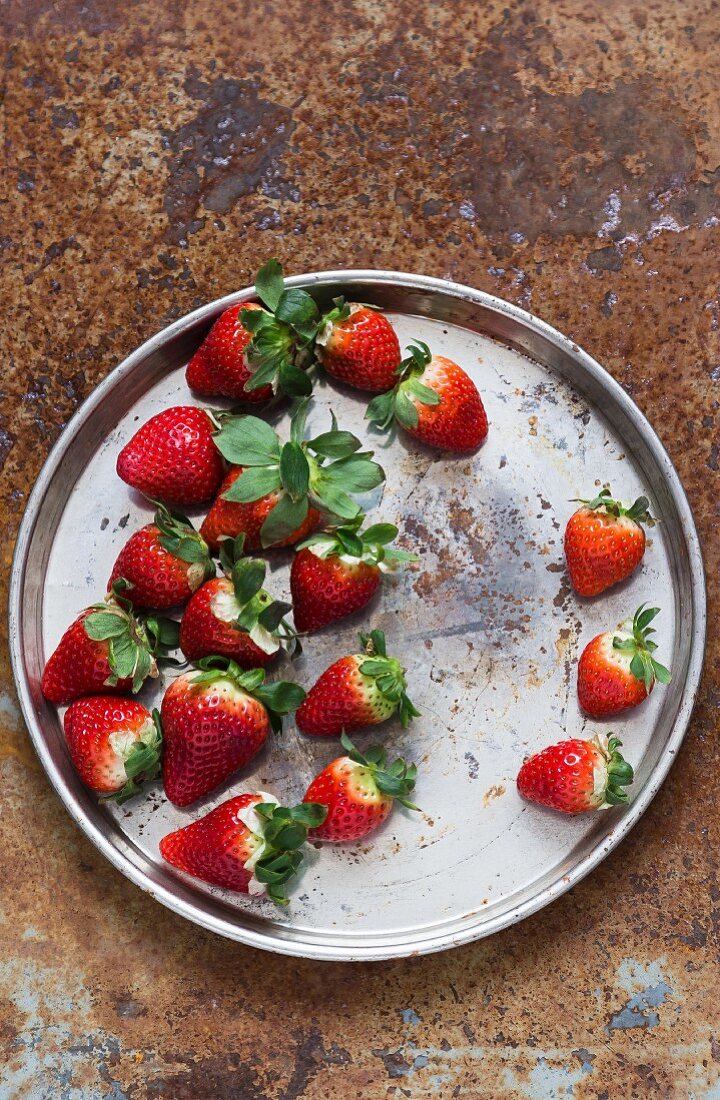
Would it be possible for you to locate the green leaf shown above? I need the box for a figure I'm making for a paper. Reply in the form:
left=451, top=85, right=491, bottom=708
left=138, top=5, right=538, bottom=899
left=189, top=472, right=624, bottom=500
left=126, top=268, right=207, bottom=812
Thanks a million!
left=313, top=481, right=360, bottom=520
left=394, top=389, right=419, bottom=429
left=257, top=600, right=293, bottom=632
left=260, top=493, right=309, bottom=547
left=278, top=359, right=313, bottom=397
left=320, top=453, right=385, bottom=493
left=308, top=431, right=362, bottom=459
left=239, top=306, right=272, bottom=333
left=275, top=288, right=319, bottom=327
left=109, top=636, right=138, bottom=679
left=362, top=523, right=398, bottom=545
left=172, top=536, right=208, bottom=564
left=406, top=378, right=441, bottom=406
left=255, top=680, right=306, bottom=715
left=289, top=802, right=327, bottom=827
left=255, top=258, right=285, bottom=312
left=336, top=529, right=364, bottom=557
left=652, top=660, right=672, bottom=685
left=84, top=611, right=128, bottom=641
left=223, top=466, right=282, bottom=503
left=279, top=442, right=310, bottom=501
left=232, top=558, right=266, bottom=605
left=214, top=416, right=281, bottom=467
left=244, top=357, right=282, bottom=392
left=366, top=391, right=395, bottom=429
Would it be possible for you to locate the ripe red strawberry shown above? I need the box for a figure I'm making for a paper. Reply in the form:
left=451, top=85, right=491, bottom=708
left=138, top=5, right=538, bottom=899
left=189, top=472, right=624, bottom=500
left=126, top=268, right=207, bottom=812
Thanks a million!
left=161, top=660, right=305, bottom=807
left=186, top=302, right=274, bottom=403
left=564, top=488, right=651, bottom=597
left=200, top=466, right=321, bottom=552
left=108, top=503, right=215, bottom=609
left=41, top=586, right=177, bottom=705
left=296, top=629, right=419, bottom=737
left=116, top=406, right=225, bottom=507
left=316, top=301, right=401, bottom=391
left=64, top=696, right=162, bottom=803
left=577, top=604, right=671, bottom=717
left=304, top=732, right=418, bottom=841
left=366, top=341, right=488, bottom=452
left=290, top=518, right=416, bottom=633
left=517, top=733, right=634, bottom=814
left=208, top=404, right=385, bottom=550
left=180, top=537, right=295, bottom=666
left=160, top=793, right=327, bottom=903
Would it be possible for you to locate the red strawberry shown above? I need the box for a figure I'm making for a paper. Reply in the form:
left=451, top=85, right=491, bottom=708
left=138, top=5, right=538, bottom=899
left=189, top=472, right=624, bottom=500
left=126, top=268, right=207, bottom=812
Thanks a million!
left=160, top=793, right=327, bottom=903
left=366, top=342, right=488, bottom=452
left=517, top=733, right=634, bottom=814
left=180, top=538, right=294, bottom=666
left=291, top=518, right=416, bottom=633
left=577, top=604, right=671, bottom=718
left=161, top=660, right=305, bottom=807
left=41, top=587, right=176, bottom=705
left=564, top=488, right=651, bottom=597
left=108, top=503, right=215, bottom=610
left=304, top=732, right=418, bottom=842
left=186, top=302, right=274, bottom=403
left=117, top=406, right=225, bottom=507
left=64, top=696, right=162, bottom=802
left=316, top=301, right=401, bottom=391
left=208, top=404, right=385, bottom=550
left=200, top=466, right=321, bottom=553
left=296, top=629, right=419, bottom=737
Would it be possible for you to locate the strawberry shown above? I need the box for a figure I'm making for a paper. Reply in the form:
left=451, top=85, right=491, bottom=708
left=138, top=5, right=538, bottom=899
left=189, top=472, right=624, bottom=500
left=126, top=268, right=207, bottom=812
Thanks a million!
left=186, top=303, right=274, bottom=403
left=160, top=793, right=327, bottom=904
left=64, top=696, right=162, bottom=803
left=577, top=604, right=671, bottom=717
left=303, top=732, right=418, bottom=841
left=564, top=487, right=652, bottom=597
left=366, top=341, right=488, bottom=452
left=161, top=659, right=305, bottom=807
left=517, top=733, right=634, bottom=814
left=200, top=466, right=321, bottom=553
left=208, top=400, right=385, bottom=550
left=296, top=628, right=419, bottom=737
left=108, top=503, right=215, bottom=610
left=117, top=406, right=225, bottom=507
left=291, top=517, right=417, bottom=633
left=316, top=300, right=401, bottom=391
left=180, top=535, right=295, bottom=667
left=41, top=585, right=178, bottom=705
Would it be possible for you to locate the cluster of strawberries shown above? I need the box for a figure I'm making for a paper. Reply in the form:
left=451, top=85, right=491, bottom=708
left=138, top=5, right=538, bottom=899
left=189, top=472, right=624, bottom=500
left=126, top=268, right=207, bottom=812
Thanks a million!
left=40, top=260, right=489, bottom=905
left=518, top=489, right=671, bottom=813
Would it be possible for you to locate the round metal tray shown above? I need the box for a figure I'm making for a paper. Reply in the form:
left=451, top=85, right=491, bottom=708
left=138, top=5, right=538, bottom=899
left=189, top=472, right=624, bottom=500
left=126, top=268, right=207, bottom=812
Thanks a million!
left=8, top=272, right=706, bottom=961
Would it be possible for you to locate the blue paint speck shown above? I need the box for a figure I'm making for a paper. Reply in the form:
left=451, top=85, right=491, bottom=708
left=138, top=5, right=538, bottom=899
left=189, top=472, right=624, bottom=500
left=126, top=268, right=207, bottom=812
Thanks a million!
left=606, top=981, right=673, bottom=1034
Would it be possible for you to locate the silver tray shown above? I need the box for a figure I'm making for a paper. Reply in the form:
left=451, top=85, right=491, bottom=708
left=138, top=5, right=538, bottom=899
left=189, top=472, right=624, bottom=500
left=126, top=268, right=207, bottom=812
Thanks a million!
left=8, top=271, right=706, bottom=961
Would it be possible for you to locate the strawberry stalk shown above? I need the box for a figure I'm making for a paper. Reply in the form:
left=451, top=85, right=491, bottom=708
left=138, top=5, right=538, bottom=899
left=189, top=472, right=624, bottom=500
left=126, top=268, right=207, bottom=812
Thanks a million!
left=297, top=515, right=417, bottom=569
left=218, top=533, right=299, bottom=657
left=101, top=709, right=163, bottom=806
left=190, top=656, right=306, bottom=733
left=252, top=801, right=327, bottom=905
left=612, top=604, right=672, bottom=691
left=357, top=629, right=420, bottom=728
left=600, top=736, right=635, bottom=806
left=152, top=501, right=215, bottom=587
left=366, top=341, right=440, bottom=432
left=213, top=400, right=386, bottom=547
left=83, top=581, right=180, bottom=692
left=573, top=487, right=653, bottom=524
left=339, top=731, right=419, bottom=810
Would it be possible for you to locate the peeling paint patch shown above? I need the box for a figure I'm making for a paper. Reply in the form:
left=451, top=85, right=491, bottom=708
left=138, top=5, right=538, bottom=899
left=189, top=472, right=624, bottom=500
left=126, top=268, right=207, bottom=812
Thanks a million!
left=606, top=957, right=675, bottom=1034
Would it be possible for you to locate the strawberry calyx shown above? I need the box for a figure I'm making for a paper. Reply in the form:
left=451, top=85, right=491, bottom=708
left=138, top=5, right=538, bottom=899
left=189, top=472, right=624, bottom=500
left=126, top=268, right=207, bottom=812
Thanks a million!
left=366, top=340, right=441, bottom=432
left=574, top=486, right=653, bottom=525
left=238, top=259, right=320, bottom=398
left=611, top=604, right=672, bottom=692
left=103, top=708, right=163, bottom=805
left=357, top=628, right=420, bottom=728
left=83, top=581, right=180, bottom=692
left=190, top=656, right=306, bottom=733
left=218, top=533, right=298, bottom=657
left=213, top=399, right=385, bottom=547
left=339, top=731, right=419, bottom=810
left=152, top=501, right=215, bottom=589
left=592, top=734, right=634, bottom=807
left=251, top=800, right=328, bottom=905
left=315, top=295, right=352, bottom=345
left=296, top=514, right=417, bottom=570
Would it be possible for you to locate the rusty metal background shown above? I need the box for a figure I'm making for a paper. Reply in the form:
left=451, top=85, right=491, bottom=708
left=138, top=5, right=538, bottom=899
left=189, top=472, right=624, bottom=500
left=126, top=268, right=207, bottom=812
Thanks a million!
left=8, top=272, right=705, bottom=960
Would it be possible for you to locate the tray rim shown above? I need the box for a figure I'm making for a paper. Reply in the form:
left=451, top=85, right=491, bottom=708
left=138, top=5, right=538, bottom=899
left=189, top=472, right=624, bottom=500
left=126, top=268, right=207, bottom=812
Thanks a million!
left=8, top=269, right=707, bottom=961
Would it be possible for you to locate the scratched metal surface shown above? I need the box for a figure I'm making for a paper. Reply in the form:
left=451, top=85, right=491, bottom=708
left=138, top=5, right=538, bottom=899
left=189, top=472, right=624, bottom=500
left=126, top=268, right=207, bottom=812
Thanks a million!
left=11, top=275, right=701, bottom=961
left=4, top=0, right=720, bottom=1093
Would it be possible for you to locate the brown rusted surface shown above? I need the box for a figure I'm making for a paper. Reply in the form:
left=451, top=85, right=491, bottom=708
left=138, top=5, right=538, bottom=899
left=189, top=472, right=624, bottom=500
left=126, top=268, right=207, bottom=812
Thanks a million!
left=2, top=0, right=720, bottom=1094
